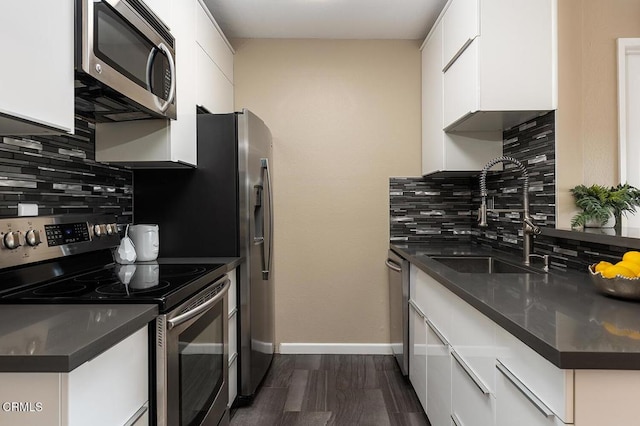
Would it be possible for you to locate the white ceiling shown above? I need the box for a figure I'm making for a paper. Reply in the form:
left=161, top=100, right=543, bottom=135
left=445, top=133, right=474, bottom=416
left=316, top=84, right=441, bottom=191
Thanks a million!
left=202, top=0, right=448, bottom=40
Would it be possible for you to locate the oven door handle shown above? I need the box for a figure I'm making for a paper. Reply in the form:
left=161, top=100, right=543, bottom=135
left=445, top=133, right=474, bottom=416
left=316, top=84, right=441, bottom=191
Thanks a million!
left=167, top=279, right=230, bottom=330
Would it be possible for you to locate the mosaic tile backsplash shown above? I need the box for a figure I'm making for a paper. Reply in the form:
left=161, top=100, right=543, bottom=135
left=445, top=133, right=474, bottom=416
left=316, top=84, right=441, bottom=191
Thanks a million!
left=473, top=111, right=556, bottom=253
left=391, top=112, right=556, bottom=248
left=390, top=177, right=474, bottom=243
left=0, top=119, right=132, bottom=225
left=391, top=111, right=640, bottom=271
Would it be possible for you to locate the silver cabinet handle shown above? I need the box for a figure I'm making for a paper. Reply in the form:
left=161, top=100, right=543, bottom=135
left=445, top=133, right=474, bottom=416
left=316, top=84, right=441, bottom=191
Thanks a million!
left=451, top=349, right=490, bottom=395
left=451, top=413, right=464, bottom=426
left=385, top=259, right=402, bottom=272
left=496, top=360, right=554, bottom=418
left=168, top=279, right=230, bottom=329
left=408, top=299, right=426, bottom=320
left=443, top=37, right=475, bottom=72
left=425, top=317, right=448, bottom=346
left=124, top=403, right=148, bottom=426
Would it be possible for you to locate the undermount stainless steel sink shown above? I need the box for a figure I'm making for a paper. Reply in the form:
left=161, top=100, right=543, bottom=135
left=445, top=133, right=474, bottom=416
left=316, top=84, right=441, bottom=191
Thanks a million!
left=430, top=256, right=544, bottom=274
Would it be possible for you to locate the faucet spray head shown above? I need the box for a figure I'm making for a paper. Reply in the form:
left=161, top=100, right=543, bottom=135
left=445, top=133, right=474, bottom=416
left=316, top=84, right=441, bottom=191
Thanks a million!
left=478, top=198, right=488, bottom=227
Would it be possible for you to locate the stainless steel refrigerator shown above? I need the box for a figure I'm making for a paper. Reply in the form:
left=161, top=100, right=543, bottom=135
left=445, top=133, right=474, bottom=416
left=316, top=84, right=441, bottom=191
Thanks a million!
left=133, top=109, right=275, bottom=403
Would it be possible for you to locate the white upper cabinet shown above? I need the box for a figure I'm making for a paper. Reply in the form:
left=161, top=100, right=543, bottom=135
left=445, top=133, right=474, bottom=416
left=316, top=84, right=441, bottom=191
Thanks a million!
left=421, top=17, right=502, bottom=175
left=442, top=0, right=557, bottom=132
left=143, top=0, right=172, bottom=27
left=0, top=2, right=74, bottom=135
left=195, top=1, right=234, bottom=114
left=95, top=0, right=234, bottom=167
left=442, top=0, right=479, bottom=69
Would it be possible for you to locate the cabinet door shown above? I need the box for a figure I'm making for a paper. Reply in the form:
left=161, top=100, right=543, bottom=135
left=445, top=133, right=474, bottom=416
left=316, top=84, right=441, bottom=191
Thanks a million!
left=443, top=40, right=478, bottom=129
left=421, top=21, right=444, bottom=175
left=0, top=2, right=74, bottom=135
left=67, top=327, right=148, bottom=426
left=496, top=363, right=569, bottom=426
left=495, top=326, right=573, bottom=423
left=196, top=45, right=234, bottom=114
left=426, top=320, right=451, bottom=426
left=451, top=352, right=495, bottom=426
left=442, top=0, right=479, bottom=68
left=448, top=289, right=495, bottom=393
left=196, top=2, right=234, bottom=84
left=409, top=301, right=427, bottom=412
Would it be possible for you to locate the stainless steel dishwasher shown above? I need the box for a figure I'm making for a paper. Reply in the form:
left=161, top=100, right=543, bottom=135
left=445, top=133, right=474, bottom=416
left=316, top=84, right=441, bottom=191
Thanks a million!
left=386, top=249, right=409, bottom=376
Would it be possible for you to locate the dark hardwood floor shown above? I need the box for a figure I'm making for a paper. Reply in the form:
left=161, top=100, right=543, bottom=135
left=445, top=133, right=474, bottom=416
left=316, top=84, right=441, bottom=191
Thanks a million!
left=230, top=354, right=430, bottom=426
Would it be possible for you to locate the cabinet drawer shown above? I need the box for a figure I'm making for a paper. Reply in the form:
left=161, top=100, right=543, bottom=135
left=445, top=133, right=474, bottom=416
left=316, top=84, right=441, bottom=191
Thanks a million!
left=228, top=268, right=237, bottom=314
left=411, top=265, right=454, bottom=342
left=409, top=303, right=427, bottom=412
left=496, top=362, right=570, bottom=426
left=442, top=0, right=479, bottom=69
left=426, top=322, right=451, bottom=426
left=195, top=1, right=233, bottom=83
left=496, top=326, right=574, bottom=423
left=228, top=310, right=237, bottom=359
left=451, top=354, right=495, bottom=426
left=443, top=39, right=478, bottom=129
left=449, top=290, right=496, bottom=393
left=229, top=357, right=238, bottom=408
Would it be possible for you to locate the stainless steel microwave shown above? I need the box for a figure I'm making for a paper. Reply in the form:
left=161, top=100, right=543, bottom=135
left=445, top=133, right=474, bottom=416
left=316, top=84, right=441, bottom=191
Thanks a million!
left=75, top=0, right=176, bottom=122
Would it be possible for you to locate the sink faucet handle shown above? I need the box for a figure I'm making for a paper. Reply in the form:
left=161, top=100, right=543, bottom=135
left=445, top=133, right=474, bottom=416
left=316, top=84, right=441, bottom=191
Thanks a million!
left=523, top=216, right=540, bottom=235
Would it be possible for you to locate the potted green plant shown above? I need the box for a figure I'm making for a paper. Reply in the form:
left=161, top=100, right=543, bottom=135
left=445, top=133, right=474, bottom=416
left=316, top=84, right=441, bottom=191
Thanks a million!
left=570, top=183, right=640, bottom=228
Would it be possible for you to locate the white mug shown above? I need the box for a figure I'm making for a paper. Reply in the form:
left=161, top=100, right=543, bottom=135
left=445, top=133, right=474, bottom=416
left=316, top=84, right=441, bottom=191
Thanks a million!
left=128, top=224, right=159, bottom=262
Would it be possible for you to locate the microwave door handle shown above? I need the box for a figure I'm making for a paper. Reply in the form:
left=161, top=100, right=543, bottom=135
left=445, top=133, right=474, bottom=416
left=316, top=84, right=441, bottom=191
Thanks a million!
left=146, top=42, right=176, bottom=113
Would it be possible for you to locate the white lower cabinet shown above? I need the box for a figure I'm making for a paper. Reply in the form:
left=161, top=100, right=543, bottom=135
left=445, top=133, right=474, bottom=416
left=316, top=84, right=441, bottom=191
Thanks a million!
left=426, top=321, right=451, bottom=426
left=409, top=261, right=575, bottom=426
left=496, top=362, right=569, bottom=426
left=408, top=301, right=427, bottom=411
left=495, top=327, right=573, bottom=423
left=228, top=267, right=238, bottom=407
left=0, top=327, right=148, bottom=426
left=451, top=351, right=495, bottom=426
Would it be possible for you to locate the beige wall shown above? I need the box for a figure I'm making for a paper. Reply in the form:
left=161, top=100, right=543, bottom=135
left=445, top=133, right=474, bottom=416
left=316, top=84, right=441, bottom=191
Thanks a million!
left=233, top=39, right=422, bottom=348
left=556, top=0, right=640, bottom=227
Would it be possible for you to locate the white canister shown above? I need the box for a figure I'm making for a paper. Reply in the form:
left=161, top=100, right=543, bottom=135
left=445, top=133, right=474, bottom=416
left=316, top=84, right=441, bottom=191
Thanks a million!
left=128, top=224, right=159, bottom=262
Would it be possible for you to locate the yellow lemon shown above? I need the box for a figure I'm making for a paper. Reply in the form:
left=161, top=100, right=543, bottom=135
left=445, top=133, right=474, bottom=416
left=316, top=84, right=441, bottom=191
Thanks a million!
left=595, top=261, right=613, bottom=273
left=616, top=261, right=640, bottom=276
left=602, top=265, right=636, bottom=279
left=623, top=251, right=640, bottom=266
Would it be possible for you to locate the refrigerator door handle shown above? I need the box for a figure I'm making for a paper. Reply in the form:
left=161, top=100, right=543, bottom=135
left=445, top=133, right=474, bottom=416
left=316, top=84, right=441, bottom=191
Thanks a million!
left=261, top=158, right=273, bottom=280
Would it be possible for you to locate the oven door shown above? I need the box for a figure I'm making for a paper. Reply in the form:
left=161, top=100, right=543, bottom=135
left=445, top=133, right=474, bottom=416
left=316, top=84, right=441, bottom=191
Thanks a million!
left=78, top=0, right=176, bottom=118
left=157, top=276, right=229, bottom=426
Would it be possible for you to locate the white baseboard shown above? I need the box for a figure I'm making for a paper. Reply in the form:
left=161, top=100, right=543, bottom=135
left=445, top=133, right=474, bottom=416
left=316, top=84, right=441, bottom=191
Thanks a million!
left=278, top=343, right=393, bottom=355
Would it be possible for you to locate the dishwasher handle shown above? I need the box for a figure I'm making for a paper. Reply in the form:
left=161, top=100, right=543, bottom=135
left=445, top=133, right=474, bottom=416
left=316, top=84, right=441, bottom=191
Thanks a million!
left=385, top=259, right=402, bottom=272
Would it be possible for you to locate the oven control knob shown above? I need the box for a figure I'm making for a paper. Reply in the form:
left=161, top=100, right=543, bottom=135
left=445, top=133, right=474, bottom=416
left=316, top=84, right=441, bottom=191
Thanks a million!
left=3, top=231, right=21, bottom=250
left=93, top=224, right=103, bottom=237
left=25, top=229, right=41, bottom=247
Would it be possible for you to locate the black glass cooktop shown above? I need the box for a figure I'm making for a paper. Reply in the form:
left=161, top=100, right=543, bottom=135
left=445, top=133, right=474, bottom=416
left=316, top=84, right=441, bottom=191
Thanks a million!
left=0, top=262, right=227, bottom=312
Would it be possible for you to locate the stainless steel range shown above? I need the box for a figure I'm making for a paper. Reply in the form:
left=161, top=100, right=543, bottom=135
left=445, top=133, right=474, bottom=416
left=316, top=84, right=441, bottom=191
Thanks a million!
left=0, top=214, right=230, bottom=426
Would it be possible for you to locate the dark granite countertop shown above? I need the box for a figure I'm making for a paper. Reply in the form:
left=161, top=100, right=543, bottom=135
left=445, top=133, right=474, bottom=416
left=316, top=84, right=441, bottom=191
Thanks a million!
left=0, top=257, right=241, bottom=373
left=391, top=242, right=640, bottom=370
left=0, top=304, right=157, bottom=373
